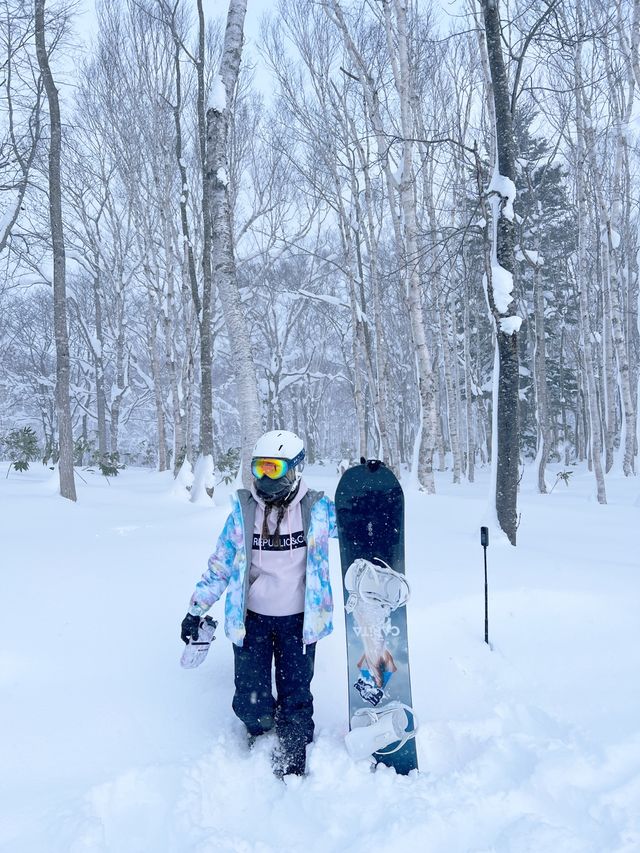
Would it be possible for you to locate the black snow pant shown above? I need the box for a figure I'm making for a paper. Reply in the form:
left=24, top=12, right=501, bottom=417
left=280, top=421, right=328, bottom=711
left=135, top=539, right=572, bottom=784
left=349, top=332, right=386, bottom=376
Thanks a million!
left=232, top=610, right=316, bottom=775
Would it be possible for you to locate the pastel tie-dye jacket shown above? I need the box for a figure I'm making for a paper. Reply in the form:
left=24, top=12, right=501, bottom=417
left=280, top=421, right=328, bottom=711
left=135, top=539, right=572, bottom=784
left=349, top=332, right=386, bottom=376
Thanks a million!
left=188, top=487, right=337, bottom=647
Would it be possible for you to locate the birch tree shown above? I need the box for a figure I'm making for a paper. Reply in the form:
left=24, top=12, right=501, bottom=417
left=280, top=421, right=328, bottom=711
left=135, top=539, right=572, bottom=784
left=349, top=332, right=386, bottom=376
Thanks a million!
left=325, top=0, right=438, bottom=491
left=206, top=0, right=261, bottom=486
left=572, top=0, right=607, bottom=502
left=2, top=0, right=639, bottom=492
left=155, top=0, right=217, bottom=471
left=595, top=0, right=637, bottom=475
left=262, top=7, right=368, bottom=458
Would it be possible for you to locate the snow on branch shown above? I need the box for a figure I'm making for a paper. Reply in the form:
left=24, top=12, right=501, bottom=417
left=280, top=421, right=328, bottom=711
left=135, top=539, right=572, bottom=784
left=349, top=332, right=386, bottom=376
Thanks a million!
left=488, top=170, right=516, bottom=222
left=499, top=316, right=523, bottom=336
left=490, top=263, right=515, bottom=313
left=298, top=288, right=350, bottom=310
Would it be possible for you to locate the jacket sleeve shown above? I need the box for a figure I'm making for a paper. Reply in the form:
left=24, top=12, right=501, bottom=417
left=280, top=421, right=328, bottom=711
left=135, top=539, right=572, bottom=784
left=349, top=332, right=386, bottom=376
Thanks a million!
left=327, top=497, right=338, bottom=539
left=188, top=511, right=238, bottom=616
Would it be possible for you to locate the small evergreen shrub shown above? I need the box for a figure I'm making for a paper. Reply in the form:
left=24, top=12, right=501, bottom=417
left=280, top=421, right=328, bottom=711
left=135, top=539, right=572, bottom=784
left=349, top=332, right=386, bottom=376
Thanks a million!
left=96, top=452, right=124, bottom=478
left=3, top=426, right=40, bottom=474
left=217, top=446, right=241, bottom=484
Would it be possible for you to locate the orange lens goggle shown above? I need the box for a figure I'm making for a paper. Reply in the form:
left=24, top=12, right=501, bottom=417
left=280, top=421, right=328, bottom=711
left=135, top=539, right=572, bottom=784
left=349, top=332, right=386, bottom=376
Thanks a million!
left=251, top=457, right=289, bottom=480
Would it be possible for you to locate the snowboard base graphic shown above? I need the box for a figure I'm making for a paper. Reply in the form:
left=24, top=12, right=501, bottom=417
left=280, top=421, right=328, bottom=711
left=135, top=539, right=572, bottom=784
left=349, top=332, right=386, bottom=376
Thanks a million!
left=336, top=460, right=418, bottom=775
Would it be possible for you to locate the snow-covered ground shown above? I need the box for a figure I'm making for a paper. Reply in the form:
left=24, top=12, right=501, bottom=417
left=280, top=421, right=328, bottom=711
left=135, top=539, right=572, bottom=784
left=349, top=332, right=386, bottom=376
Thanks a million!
left=1, top=461, right=639, bottom=853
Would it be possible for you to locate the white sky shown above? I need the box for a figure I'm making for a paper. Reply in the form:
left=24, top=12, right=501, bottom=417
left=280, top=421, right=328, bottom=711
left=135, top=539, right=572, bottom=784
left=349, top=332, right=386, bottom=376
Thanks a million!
left=74, top=0, right=465, bottom=47
left=71, top=0, right=466, bottom=100
left=75, top=0, right=292, bottom=45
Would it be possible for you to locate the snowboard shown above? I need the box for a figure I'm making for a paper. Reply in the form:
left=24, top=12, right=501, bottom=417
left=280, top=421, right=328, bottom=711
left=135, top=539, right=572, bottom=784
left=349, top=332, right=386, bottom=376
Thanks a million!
left=335, top=459, right=418, bottom=775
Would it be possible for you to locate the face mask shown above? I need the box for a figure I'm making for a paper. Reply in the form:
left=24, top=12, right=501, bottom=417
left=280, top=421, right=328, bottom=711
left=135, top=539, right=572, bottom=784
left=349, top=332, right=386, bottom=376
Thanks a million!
left=254, top=470, right=298, bottom=504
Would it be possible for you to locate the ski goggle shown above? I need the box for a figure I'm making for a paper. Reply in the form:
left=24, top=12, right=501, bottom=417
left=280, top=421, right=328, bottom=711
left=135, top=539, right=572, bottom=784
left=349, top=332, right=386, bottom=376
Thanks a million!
left=251, top=457, right=289, bottom=480
left=251, top=449, right=305, bottom=480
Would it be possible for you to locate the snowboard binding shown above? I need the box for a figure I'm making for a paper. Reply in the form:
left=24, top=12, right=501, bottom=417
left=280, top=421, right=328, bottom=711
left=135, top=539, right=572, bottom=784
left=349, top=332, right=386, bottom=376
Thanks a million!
left=180, top=616, right=218, bottom=669
left=344, top=701, right=418, bottom=762
left=344, top=558, right=410, bottom=614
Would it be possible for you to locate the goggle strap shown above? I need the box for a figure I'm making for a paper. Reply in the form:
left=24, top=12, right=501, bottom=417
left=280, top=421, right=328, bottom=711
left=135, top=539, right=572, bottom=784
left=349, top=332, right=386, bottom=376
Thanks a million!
left=288, top=449, right=305, bottom=469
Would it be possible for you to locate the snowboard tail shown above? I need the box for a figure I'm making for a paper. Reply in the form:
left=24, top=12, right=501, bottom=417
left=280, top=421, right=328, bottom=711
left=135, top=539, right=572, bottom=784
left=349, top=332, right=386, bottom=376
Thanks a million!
left=336, top=460, right=418, bottom=775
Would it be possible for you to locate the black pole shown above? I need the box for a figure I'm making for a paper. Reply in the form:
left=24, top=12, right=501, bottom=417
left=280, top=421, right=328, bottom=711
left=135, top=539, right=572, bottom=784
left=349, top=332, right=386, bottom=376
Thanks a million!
left=481, top=526, right=489, bottom=645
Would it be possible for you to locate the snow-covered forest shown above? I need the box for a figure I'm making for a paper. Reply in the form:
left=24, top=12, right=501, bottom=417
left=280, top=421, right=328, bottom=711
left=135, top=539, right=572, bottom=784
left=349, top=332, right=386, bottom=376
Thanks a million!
left=3, top=3, right=640, bottom=851
left=2, top=0, right=640, bottom=518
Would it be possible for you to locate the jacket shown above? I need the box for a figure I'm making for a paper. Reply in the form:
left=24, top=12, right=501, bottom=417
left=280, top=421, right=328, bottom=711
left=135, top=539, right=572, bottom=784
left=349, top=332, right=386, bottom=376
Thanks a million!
left=188, top=486, right=337, bottom=647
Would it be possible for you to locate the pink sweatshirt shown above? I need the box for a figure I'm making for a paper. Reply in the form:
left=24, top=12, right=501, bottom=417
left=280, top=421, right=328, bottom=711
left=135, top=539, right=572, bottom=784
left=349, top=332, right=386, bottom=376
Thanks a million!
left=246, top=482, right=309, bottom=616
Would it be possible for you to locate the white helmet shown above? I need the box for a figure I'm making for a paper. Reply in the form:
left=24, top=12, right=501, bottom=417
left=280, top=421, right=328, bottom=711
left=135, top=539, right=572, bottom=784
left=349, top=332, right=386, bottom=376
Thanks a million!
left=252, top=430, right=305, bottom=467
left=251, top=430, right=305, bottom=504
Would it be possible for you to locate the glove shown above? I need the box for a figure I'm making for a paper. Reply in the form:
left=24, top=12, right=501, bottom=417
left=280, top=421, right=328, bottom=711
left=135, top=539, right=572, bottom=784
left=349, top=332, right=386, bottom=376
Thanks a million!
left=181, top=612, right=200, bottom=644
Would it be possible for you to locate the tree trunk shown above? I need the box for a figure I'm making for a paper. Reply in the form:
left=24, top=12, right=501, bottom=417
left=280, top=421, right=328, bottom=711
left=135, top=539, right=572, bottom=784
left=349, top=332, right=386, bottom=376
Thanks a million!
left=532, top=263, right=551, bottom=493
left=358, top=140, right=399, bottom=470
left=157, top=197, right=185, bottom=472
left=206, top=0, right=261, bottom=486
left=34, top=0, right=76, bottom=502
left=463, top=274, right=476, bottom=483
left=438, top=287, right=462, bottom=483
left=559, top=325, right=570, bottom=465
left=163, top=0, right=214, bottom=462
left=146, top=290, right=169, bottom=472
left=480, top=0, right=520, bottom=544
left=92, top=267, right=108, bottom=461
left=579, top=0, right=636, bottom=475
left=392, top=0, right=438, bottom=492
left=574, top=21, right=607, bottom=504
left=109, top=306, right=127, bottom=459
left=197, top=0, right=214, bottom=461
left=602, top=254, right=617, bottom=474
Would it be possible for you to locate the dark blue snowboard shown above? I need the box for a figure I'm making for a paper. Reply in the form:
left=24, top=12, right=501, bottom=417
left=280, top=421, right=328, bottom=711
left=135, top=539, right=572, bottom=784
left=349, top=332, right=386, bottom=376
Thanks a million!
left=335, top=460, right=418, bottom=775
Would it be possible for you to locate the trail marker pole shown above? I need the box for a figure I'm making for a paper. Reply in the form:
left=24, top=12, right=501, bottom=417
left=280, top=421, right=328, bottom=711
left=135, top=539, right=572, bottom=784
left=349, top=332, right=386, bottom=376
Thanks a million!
left=481, top=526, right=489, bottom=645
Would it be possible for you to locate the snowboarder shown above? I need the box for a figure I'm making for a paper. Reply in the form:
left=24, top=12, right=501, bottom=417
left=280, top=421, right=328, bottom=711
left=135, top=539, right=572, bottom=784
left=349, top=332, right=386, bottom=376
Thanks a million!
left=180, top=430, right=337, bottom=778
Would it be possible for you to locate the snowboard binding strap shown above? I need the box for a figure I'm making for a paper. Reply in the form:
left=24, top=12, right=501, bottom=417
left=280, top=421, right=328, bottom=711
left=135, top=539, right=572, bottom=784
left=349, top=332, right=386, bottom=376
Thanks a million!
left=344, top=558, right=410, bottom=613
left=345, top=701, right=418, bottom=761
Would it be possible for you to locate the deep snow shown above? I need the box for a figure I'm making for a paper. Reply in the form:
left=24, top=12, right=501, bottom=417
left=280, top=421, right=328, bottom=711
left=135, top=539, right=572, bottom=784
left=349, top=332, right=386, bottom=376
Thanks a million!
left=1, top=461, right=639, bottom=853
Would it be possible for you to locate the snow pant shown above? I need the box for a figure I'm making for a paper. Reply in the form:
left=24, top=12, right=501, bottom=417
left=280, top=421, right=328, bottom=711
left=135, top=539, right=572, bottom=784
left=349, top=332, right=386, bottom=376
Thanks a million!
left=232, top=610, right=316, bottom=775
